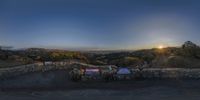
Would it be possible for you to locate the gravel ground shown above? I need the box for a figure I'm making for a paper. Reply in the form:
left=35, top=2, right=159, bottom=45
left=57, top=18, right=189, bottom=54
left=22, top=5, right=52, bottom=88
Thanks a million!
left=1, top=84, right=200, bottom=100
left=1, top=70, right=200, bottom=100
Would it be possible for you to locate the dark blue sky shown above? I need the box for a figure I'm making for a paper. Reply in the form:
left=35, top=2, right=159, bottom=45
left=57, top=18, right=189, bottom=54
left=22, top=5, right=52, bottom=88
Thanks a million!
left=1, top=0, right=200, bottom=50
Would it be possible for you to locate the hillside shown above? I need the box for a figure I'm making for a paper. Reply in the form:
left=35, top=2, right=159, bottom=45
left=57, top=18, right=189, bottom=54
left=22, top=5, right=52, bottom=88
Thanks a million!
left=0, top=41, right=200, bottom=68
left=86, top=41, right=200, bottom=68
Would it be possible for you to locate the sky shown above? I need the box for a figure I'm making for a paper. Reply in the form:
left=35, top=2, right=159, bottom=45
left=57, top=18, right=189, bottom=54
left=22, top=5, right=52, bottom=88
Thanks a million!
left=0, top=0, right=200, bottom=50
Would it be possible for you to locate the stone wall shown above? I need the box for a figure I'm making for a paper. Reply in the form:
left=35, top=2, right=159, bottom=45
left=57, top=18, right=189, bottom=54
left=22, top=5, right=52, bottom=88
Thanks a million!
left=1, top=62, right=200, bottom=79
left=132, top=68, right=200, bottom=79
left=0, top=64, right=56, bottom=79
left=0, top=61, right=101, bottom=79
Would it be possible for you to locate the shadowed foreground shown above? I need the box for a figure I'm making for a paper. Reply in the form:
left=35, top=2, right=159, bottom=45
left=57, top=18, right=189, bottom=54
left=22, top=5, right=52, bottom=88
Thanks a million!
left=0, top=70, right=200, bottom=100
left=0, top=86, right=200, bottom=100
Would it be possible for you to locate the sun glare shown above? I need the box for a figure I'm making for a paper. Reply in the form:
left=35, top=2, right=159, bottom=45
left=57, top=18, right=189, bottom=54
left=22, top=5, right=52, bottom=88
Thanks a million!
left=158, top=45, right=164, bottom=49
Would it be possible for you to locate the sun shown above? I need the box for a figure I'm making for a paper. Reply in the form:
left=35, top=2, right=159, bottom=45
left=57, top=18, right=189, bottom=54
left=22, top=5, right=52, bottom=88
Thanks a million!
left=158, top=45, right=164, bottom=49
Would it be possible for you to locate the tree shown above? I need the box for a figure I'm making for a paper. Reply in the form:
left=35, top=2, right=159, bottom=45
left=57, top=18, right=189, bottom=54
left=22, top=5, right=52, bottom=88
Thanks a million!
left=181, top=41, right=200, bottom=58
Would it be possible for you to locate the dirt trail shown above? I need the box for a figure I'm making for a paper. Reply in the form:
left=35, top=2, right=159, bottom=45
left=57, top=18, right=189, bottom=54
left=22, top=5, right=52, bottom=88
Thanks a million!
left=1, top=69, right=200, bottom=100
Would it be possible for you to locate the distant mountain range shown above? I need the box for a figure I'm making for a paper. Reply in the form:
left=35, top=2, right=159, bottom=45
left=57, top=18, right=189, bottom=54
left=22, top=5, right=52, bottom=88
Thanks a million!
left=0, top=41, right=200, bottom=68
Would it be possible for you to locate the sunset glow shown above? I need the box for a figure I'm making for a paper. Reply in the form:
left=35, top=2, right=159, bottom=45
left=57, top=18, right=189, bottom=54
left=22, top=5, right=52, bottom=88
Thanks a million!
left=0, top=0, right=200, bottom=50
left=158, top=45, right=164, bottom=49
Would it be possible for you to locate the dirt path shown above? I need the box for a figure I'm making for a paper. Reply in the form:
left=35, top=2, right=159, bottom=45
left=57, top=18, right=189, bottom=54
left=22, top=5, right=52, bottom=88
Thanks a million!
left=1, top=70, right=200, bottom=100
left=1, top=82, right=200, bottom=100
